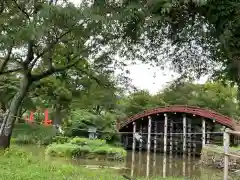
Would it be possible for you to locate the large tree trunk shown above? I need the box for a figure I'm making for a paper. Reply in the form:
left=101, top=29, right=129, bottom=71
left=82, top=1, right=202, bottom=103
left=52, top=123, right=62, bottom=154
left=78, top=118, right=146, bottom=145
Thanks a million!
left=0, top=76, right=31, bottom=149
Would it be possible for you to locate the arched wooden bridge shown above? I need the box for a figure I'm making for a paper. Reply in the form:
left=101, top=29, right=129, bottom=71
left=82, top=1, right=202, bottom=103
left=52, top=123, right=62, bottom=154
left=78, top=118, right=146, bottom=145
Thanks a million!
left=117, top=105, right=237, bottom=155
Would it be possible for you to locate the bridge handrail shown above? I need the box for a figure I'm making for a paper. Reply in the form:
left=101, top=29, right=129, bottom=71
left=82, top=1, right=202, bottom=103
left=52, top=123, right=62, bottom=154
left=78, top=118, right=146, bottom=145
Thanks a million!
left=118, top=105, right=234, bottom=129
left=223, top=129, right=240, bottom=180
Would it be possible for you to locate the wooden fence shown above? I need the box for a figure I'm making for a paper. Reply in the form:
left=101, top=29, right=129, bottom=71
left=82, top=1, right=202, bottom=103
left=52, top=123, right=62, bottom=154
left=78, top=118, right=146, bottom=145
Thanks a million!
left=223, top=129, right=240, bottom=180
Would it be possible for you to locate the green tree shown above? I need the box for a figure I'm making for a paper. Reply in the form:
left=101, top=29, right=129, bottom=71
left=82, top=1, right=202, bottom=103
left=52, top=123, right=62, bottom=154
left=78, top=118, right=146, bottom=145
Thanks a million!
left=0, top=0, right=127, bottom=148
left=72, top=74, right=120, bottom=115
left=119, top=90, right=166, bottom=116
left=100, top=0, right=240, bottom=92
left=120, top=81, right=240, bottom=120
left=157, top=82, right=240, bottom=119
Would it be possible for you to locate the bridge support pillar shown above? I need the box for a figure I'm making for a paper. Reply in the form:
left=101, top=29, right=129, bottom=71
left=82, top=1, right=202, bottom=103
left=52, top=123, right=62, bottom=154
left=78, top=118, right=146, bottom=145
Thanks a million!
left=202, top=118, right=206, bottom=148
left=206, top=122, right=211, bottom=144
left=139, top=124, right=143, bottom=151
left=170, top=118, right=173, bottom=155
left=183, top=114, right=186, bottom=154
left=132, top=122, right=136, bottom=151
left=147, top=116, right=152, bottom=152
left=154, top=121, right=157, bottom=153
left=164, top=113, right=168, bottom=153
left=187, top=118, right=191, bottom=156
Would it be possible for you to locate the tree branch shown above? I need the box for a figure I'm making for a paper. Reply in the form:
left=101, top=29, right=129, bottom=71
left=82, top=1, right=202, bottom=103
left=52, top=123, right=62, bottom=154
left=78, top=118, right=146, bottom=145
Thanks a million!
left=12, top=0, right=30, bottom=20
left=74, top=66, right=101, bottom=85
left=0, top=46, right=13, bottom=73
left=30, top=30, right=72, bottom=69
left=0, top=0, right=4, bottom=14
left=0, top=67, right=22, bottom=75
left=23, top=40, right=34, bottom=67
left=31, top=58, right=80, bottom=81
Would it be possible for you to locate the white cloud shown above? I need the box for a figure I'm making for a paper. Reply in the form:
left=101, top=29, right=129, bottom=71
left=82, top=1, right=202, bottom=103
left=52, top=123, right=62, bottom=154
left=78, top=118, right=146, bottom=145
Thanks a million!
left=124, top=64, right=178, bottom=94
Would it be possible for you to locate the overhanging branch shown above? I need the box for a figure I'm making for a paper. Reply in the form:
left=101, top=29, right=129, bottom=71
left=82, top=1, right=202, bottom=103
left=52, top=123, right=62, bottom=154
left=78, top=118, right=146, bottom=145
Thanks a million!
left=75, top=66, right=101, bottom=85
left=23, top=40, right=34, bottom=67
left=0, top=46, right=13, bottom=73
left=12, top=0, right=30, bottom=20
left=0, top=67, right=22, bottom=76
left=30, top=30, right=72, bottom=69
left=31, top=58, right=80, bottom=81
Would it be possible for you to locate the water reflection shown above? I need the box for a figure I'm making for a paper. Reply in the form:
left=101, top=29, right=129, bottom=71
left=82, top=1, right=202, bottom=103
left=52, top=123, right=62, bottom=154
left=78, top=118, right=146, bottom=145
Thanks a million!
left=21, top=145, right=237, bottom=179
left=131, top=149, right=135, bottom=177
left=123, top=151, right=225, bottom=179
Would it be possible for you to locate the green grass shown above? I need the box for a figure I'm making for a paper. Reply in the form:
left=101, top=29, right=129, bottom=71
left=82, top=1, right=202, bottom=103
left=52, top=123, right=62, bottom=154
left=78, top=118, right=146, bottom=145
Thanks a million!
left=0, top=147, right=124, bottom=180
left=203, top=145, right=240, bottom=155
left=0, top=146, right=187, bottom=180
left=1, top=145, right=238, bottom=180
left=46, top=137, right=127, bottom=160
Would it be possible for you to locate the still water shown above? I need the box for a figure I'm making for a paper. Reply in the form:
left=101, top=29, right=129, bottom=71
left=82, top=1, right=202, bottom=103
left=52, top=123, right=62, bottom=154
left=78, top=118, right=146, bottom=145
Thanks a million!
left=22, top=145, right=239, bottom=179
left=71, top=151, right=232, bottom=179
left=121, top=151, right=222, bottom=179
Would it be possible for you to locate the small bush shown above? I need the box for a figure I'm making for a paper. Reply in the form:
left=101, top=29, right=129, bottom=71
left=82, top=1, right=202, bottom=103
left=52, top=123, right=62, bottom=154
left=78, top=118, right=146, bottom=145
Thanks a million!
left=93, top=146, right=127, bottom=160
left=46, top=137, right=126, bottom=160
left=12, top=123, right=57, bottom=145
left=70, top=137, right=106, bottom=147
left=14, top=135, right=37, bottom=145
left=52, top=136, right=70, bottom=144
left=46, top=143, right=81, bottom=157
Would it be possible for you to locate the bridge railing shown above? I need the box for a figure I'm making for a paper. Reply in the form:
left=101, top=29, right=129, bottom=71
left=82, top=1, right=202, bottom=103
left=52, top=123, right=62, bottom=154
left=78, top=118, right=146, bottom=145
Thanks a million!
left=223, top=129, right=240, bottom=180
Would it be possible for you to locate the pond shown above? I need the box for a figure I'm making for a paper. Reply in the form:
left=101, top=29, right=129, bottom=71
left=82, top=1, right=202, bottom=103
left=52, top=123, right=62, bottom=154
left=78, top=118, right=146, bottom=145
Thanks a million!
left=121, top=151, right=223, bottom=179
left=21, top=145, right=238, bottom=179
left=72, top=151, right=240, bottom=179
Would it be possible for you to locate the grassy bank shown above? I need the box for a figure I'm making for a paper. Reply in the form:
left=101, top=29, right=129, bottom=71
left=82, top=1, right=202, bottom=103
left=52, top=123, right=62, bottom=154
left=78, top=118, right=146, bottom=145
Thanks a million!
left=46, top=137, right=127, bottom=160
left=0, top=147, right=124, bottom=180
left=202, top=145, right=240, bottom=154
left=1, top=145, right=237, bottom=180
left=201, top=145, right=240, bottom=172
left=0, top=146, right=185, bottom=180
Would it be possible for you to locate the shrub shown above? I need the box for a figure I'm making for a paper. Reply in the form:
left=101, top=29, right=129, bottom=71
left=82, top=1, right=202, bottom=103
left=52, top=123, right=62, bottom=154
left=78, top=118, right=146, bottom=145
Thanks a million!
left=46, top=143, right=81, bottom=157
left=14, top=134, right=38, bottom=144
left=70, top=137, right=106, bottom=147
left=93, top=146, right=127, bottom=160
left=52, top=136, right=70, bottom=144
left=12, top=123, right=57, bottom=145
left=46, top=137, right=126, bottom=160
left=46, top=143, right=93, bottom=158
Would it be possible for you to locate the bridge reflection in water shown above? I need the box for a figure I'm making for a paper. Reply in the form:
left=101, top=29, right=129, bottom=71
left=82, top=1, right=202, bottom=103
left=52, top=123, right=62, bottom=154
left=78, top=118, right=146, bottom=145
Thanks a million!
left=121, top=151, right=224, bottom=179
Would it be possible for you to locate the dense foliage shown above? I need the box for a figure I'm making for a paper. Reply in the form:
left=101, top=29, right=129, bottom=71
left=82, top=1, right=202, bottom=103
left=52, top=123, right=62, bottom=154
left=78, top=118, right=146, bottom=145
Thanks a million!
left=120, top=82, right=240, bottom=120
left=1, top=0, right=240, bottom=149
left=46, top=137, right=126, bottom=160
